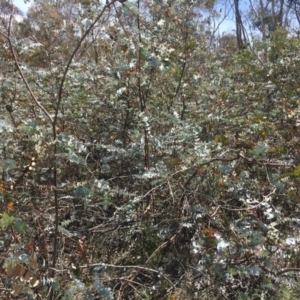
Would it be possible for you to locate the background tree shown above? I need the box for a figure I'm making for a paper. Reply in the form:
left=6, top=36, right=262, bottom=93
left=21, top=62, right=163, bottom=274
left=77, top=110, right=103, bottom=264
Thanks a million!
left=249, top=0, right=293, bottom=39
left=234, top=0, right=248, bottom=49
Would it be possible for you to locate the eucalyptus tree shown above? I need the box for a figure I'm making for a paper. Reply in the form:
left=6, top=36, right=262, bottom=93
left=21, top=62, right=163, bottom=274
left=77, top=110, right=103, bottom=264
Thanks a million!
left=248, top=0, right=294, bottom=39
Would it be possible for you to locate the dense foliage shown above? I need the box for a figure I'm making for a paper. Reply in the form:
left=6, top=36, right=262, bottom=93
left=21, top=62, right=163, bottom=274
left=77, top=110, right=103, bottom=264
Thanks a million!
left=1, top=0, right=300, bottom=299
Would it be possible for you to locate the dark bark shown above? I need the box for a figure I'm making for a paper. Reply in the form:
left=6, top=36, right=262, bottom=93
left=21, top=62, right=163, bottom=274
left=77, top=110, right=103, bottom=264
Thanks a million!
left=233, top=0, right=247, bottom=49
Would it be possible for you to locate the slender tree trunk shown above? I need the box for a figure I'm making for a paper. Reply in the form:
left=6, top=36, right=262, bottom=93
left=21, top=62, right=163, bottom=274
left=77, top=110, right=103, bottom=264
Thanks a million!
left=234, top=0, right=247, bottom=49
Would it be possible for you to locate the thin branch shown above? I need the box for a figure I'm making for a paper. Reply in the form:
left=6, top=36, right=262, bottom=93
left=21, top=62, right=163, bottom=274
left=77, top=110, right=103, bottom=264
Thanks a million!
left=238, top=151, right=295, bottom=167
left=55, top=0, right=119, bottom=125
left=51, top=0, right=119, bottom=289
left=260, top=264, right=300, bottom=276
left=145, top=234, right=176, bottom=266
left=277, top=268, right=300, bottom=275
left=79, top=262, right=175, bottom=288
left=0, top=15, right=53, bottom=123
left=179, top=153, right=240, bottom=206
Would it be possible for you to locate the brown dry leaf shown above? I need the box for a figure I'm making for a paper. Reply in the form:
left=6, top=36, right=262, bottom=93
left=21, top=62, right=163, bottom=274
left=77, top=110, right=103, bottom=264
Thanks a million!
left=6, top=263, right=13, bottom=277
left=24, top=270, right=31, bottom=282
left=11, top=284, right=23, bottom=296
left=11, top=264, right=22, bottom=278
left=124, top=69, right=137, bottom=78
left=8, top=264, right=21, bottom=278
left=28, top=258, right=38, bottom=270
left=6, top=201, right=14, bottom=211
left=19, top=264, right=26, bottom=277
left=29, top=276, right=40, bottom=288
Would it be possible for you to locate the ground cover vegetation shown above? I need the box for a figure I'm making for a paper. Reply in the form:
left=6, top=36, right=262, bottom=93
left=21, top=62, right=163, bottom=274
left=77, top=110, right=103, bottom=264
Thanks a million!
left=1, top=0, right=300, bottom=299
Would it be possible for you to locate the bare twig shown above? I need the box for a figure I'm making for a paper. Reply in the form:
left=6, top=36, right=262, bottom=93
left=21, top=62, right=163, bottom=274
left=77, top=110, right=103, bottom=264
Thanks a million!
left=238, top=151, right=295, bottom=167
left=55, top=0, right=119, bottom=125
left=78, top=262, right=175, bottom=288
left=0, top=16, right=53, bottom=123
left=179, top=153, right=239, bottom=206
left=50, top=1, right=120, bottom=286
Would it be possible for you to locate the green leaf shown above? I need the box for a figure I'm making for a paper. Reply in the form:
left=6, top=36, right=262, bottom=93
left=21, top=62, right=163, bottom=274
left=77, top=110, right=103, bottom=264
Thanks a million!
left=62, top=286, right=76, bottom=300
left=256, top=144, right=267, bottom=153
left=13, top=219, right=28, bottom=234
left=292, top=164, right=300, bottom=177
left=73, top=277, right=94, bottom=300
left=274, top=180, right=285, bottom=191
left=52, top=280, right=60, bottom=292
left=94, top=275, right=113, bottom=299
left=248, top=233, right=266, bottom=246
left=0, top=159, right=16, bottom=171
left=218, top=165, right=233, bottom=175
left=20, top=120, right=39, bottom=134
left=74, top=186, right=91, bottom=198
left=57, top=132, right=70, bottom=143
left=17, top=253, right=29, bottom=263
left=249, top=265, right=262, bottom=276
left=0, top=213, right=14, bottom=227
left=68, top=152, right=85, bottom=164
left=0, top=120, right=13, bottom=133
left=250, top=144, right=267, bottom=156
